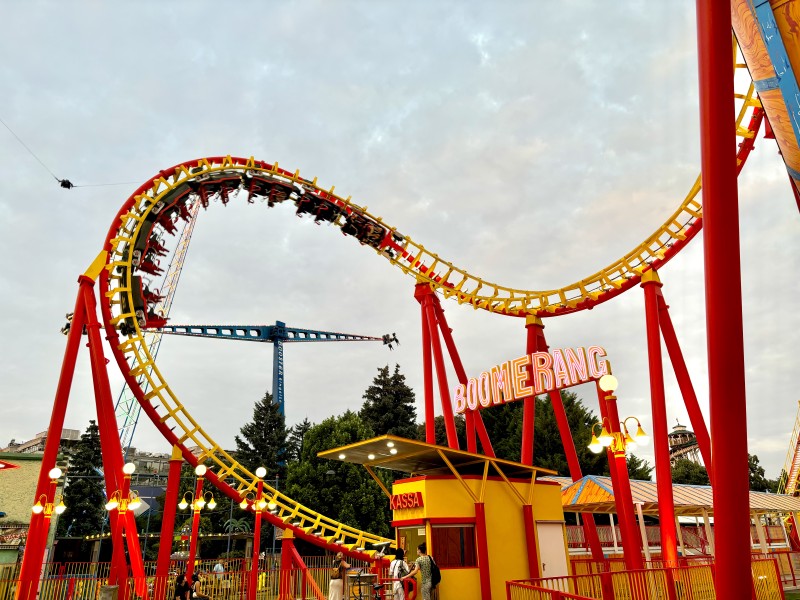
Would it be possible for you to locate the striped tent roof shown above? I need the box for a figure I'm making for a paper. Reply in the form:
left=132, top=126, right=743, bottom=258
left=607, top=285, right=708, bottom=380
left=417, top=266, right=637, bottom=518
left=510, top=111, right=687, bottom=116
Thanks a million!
left=543, top=475, right=800, bottom=516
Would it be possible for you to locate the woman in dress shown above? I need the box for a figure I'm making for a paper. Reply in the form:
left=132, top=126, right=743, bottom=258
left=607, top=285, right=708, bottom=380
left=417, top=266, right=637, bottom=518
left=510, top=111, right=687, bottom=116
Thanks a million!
left=328, top=551, right=350, bottom=600
left=389, top=548, right=410, bottom=600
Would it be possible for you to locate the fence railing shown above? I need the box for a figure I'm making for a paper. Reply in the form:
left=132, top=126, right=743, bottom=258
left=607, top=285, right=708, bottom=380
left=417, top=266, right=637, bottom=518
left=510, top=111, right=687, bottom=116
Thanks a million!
left=0, top=561, right=391, bottom=600
left=508, top=559, right=785, bottom=600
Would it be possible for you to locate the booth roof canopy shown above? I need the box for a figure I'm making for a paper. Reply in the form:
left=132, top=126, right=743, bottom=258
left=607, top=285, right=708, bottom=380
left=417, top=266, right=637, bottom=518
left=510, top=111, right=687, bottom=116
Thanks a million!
left=318, top=435, right=558, bottom=479
left=544, top=475, right=800, bottom=517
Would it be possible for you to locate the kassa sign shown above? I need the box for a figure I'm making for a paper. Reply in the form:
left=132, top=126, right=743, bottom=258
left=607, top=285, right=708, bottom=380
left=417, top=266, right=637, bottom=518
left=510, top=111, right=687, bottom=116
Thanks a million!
left=390, top=492, right=424, bottom=510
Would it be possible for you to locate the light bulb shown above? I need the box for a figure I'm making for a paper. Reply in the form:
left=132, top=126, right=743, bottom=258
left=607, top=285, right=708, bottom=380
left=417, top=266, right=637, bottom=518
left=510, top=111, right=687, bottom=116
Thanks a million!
left=387, top=442, right=394, bottom=448
left=195, top=465, right=207, bottom=477
left=598, top=374, right=618, bottom=392
left=55, top=501, right=67, bottom=515
left=634, top=425, right=649, bottom=446
left=122, top=463, right=136, bottom=475
left=105, top=499, right=119, bottom=511
left=338, top=454, right=346, bottom=460
left=588, top=435, right=603, bottom=455
left=32, top=502, right=44, bottom=514
left=267, top=502, right=277, bottom=511
left=48, top=467, right=62, bottom=480
left=128, top=498, right=142, bottom=510
left=178, top=500, right=189, bottom=510
left=255, top=467, right=267, bottom=478
left=239, top=500, right=248, bottom=510
left=598, top=427, right=614, bottom=447
left=368, top=454, right=376, bottom=460
left=207, top=498, right=217, bottom=510
left=257, top=499, right=267, bottom=510
left=196, top=498, right=206, bottom=509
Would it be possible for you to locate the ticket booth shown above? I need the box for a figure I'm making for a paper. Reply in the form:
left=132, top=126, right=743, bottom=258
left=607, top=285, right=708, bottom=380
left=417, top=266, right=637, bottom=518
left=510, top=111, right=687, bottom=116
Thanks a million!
left=320, top=435, right=569, bottom=600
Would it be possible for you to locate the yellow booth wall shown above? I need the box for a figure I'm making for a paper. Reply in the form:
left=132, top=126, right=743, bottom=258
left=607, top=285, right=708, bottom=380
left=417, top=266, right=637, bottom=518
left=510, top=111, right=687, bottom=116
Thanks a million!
left=391, top=475, right=566, bottom=600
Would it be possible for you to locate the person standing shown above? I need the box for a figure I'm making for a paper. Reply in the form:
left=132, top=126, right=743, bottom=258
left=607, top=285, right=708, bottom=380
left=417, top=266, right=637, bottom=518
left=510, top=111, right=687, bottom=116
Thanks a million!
left=328, top=551, right=350, bottom=600
left=389, top=548, right=410, bottom=600
left=213, top=560, right=224, bottom=580
left=403, top=543, right=433, bottom=600
left=173, top=574, right=190, bottom=600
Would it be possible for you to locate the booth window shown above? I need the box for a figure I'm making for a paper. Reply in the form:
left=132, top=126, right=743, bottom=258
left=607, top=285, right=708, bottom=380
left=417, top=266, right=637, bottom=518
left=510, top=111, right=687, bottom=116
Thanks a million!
left=431, top=524, right=477, bottom=568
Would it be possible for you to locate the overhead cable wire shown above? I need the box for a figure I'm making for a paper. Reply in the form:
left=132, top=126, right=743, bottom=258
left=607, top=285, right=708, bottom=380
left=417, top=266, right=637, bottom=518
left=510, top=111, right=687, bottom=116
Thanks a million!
left=0, top=115, right=60, bottom=181
left=0, top=115, right=140, bottom=189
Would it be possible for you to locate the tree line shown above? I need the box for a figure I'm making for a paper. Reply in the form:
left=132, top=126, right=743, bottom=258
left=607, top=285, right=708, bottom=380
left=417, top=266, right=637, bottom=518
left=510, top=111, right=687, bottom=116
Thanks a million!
left=52, top=363, right=776, bottom=559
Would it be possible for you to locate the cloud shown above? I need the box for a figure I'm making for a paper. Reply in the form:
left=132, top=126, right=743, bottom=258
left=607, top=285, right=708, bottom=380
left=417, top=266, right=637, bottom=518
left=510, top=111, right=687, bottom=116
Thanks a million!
left=0, top=0, right=797, bottom=482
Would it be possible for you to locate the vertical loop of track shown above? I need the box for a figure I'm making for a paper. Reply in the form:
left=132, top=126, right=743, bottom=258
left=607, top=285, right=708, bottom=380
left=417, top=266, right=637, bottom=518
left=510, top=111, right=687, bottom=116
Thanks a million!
left=97, top=49, right=761, bottom=559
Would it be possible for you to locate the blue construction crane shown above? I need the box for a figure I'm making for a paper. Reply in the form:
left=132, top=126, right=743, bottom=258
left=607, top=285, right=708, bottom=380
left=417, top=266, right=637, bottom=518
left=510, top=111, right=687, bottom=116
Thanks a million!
left=157, top=321, right=398, bottom=415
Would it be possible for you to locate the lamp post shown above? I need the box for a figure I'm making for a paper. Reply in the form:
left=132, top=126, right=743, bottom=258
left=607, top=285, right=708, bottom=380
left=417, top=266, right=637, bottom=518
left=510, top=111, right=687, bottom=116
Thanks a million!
left=31, top=467, right=67, bottom=561
left=104, top=463, right=142, bottom=600
left=179, top=465, right=216, bottom=581
left=589, top=374, right=649, bottom=571
left=243, top=467, right=269, bottom=600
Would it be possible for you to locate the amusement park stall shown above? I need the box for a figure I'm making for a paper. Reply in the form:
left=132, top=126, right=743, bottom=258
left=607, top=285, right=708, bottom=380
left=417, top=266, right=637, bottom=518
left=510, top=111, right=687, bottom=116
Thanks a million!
left=320, top=435, right=568, bottom=600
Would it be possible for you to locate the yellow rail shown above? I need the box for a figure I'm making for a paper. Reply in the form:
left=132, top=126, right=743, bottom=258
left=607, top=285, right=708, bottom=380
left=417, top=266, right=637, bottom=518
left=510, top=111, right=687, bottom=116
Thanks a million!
left=99, top=46, right=758, bottom=559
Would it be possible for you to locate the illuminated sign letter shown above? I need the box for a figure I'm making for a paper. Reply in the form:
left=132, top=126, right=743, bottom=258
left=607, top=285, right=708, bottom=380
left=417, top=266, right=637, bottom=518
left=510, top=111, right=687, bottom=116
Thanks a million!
left=511, top=355, right=533, bottom=400
left=478, top=371, right=492, bottom=407
left=454, top=384, right=466, bottom=414
left=491, top=362, right=513, bottom=404
left=466, top=378, right=479, bottom=411
left=531, top=351, right=553, bottom=394
left=564, top=347, right=589, bottom=384
left=551, top=349, right=571, bottom=388
left=587, top=346, right=610, bottom=378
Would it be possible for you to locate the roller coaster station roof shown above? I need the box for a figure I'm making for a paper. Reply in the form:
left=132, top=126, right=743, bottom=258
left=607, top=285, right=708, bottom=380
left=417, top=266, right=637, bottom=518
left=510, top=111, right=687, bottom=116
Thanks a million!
left=318, top=434, right=557, bottom=480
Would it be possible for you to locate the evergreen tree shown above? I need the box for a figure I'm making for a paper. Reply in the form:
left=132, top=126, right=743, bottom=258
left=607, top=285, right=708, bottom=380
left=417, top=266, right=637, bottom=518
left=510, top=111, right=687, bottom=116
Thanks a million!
left=286, top=418, right=312, bottom=462
left=478, top=402, right=523, bottom=461
left=415, top=414, right=467, bottom=449
left=626, top=454, right=654, bottom=481
left=671, top=458, right=710, bottom=485
left=532, top=391, right=607, bottom=476
left=235, top=392, right=288, bottom=480
left=57, top=421, right=106, bottom=537
left=285, top=411, right=391, bottom=537
left=360, top=365, right=417, bottom=439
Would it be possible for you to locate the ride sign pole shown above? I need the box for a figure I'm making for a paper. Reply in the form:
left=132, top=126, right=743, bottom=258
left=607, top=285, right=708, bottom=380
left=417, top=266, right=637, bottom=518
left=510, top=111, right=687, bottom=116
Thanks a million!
left=526, top=319, right=605, bottom=561
left=248, top=472, right=266, bottom=600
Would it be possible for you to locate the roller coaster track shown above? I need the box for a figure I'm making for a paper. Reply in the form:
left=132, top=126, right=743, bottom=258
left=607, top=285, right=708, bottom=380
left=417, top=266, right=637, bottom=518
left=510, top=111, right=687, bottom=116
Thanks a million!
left=95, top=52, right=763, bottom=560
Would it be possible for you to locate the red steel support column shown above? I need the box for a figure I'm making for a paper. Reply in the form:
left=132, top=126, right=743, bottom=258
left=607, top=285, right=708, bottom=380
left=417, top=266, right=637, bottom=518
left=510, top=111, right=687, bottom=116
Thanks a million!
left=431, top=298, right=494, bottom=456
left=421, top=294, right=459, bottom=449
left=278, top=530, right=296, bottom=600
left=521, top=505, right=540, bottom=579
left=529, top=321, right=604, bottom=561
left=696, top=0, right=751, bottom=593
left=641, top=271, right=678, bottom=565
left=186, top=475, right=205, bottom=581
left=248, top=479, right=264, bottom=600
left=83, top=280, right=132, bottom=587
left=17, top=283, right=89, bottom=600
left=598, top=386, right=643, bottom=571
left=657, top=295, right=712, bottom=473
left=419, top=289, right=436, bottom=444
left=474, top=503, right=492, bottom=600
left=155, top=447, right=183, bottom=599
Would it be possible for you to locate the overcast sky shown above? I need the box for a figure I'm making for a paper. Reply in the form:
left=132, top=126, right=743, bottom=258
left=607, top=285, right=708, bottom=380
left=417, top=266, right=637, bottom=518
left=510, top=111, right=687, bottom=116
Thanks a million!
left=1, top=1, right=798, bottom=481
